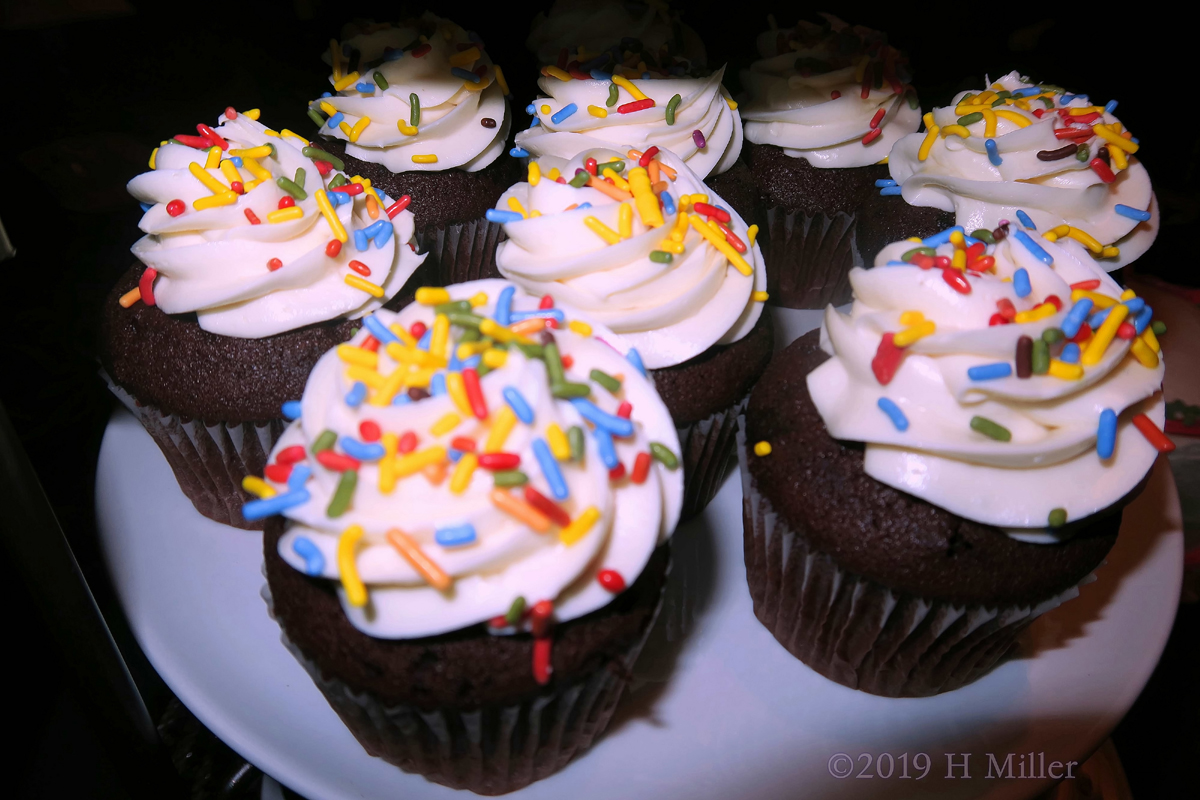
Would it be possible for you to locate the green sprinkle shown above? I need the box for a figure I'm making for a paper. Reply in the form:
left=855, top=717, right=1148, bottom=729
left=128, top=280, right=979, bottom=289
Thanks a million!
left=969, top=415, right=1012, bottom=442
left=569, top=170, right=590, bottom=188
left=493, top=470, right=528, bottom=487
left=410, top=93, right=421, bottom=127
left=460, top=327, right=481, bottom=344
left=514, top=342, right=544, bottom=359
left=1048, top=508, right=1067, bottom=528
left=302, top=146, right=344, bottom=171
left=649, top=250, right=673, bottom=263
left=589, top=368, right=622, bottom=393
left=446, top=312, right=484, bottom=329
left=1075, top=144, right=1090, bottom=162
left=957, top=112, right=984, bottom=126
left=326, top=469, right=357, bottom=518
left=1031, top=338, right=1050, bottom=374
left=994, top=90, right=1011, bottom=101
left=1041, top=327, right=1063, bottom=344
left=568, top=425, right=585, bottom=462
left=373, top=71, right=389, bottom=91
left=1151, top=320, right=1167, bottom=335
left=970, top=228, right=995, bottom=244
left=1040, top=96, right=1055, bottom=108
left=435, top=300, right=473, bottom=315
left=593, top=160, right=624, bottom=174
left=276, top=176, right=307, bottom=200
left=505, top=596, right=526, bottom=626
left=606, top=82, right=619, bottom=107
left=665, top=93, right=681, bottom=124
left=328, top=173, right=349, bottom=189
left=312, top=429, right=337, bottom=453
left=307, top=108, right=327, bottom=128
left=348, top=327, right=359, bottom=337
left=901, top=246, right=936, bottom=261
left=552, top=381, right=591, bottom=398
left=649, top=442, right=679, bottom=469
left=543, top=342, right=565, bottom=384
left=294, top=167, right=306, bottom=190
left=991, top=96, right=1007, bottom=107
left=476, top=363, right=491, bottom=378
left=906, top=89, right=919, bottom=110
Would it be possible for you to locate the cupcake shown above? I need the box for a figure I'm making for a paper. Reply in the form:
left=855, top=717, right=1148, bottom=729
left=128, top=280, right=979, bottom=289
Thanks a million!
left=740, top=222, right=1169, bottom=696
left=306, top=13, right=521, bottom=285
left=491, top=146, right=772, bottom=518
left=738, top=15, right=922, bottom=308
left=251, top=280, right=683, bottom=793
left=867, top=71, right=1157, bottom=272
left=100, top=109, right=426, bottom=529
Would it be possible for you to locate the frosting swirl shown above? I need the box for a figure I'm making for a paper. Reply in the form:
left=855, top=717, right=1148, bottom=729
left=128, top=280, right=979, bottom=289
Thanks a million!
left=807, top=225, right=1165, bottom=537
left=128, top=112, right=424, bottom=338
left=493, top=147, right=766, bottom=369
left=251, top=280, right=682, bottom=638
left=888, top=71, right=1157, bottom=269
left=739, top=16, right=921, bottom=168
left=514, top=67, right=742, bottom=178
left=309, top=13, right=510, bottom=173
left=526, top=0, right=706, bottom=69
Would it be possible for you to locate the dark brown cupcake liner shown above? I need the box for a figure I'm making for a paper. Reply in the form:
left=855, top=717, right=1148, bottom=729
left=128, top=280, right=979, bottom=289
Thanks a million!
left=735, top=418, right=1088, bottom=697
left=260, top=558, right=668, bottom=795
left=759, top=206, right=860, bottom=309
left=104, top=373, right=282, bottom=530
left=675, top=396, right=747, bottom=520
left=414, top=216, right=506, bottom=287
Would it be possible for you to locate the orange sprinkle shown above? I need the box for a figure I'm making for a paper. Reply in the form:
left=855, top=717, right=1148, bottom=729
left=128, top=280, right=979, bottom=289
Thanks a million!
left=365, top=194, right=379, bottom=220
left=490, top=489, right=551, bottom=532
left=586, top=175, right=633, bottom=201
left=385, top=528, right=452, bottom=590
left=119, top=286, right=142, bottom=307
left=510, top=318, right=547, bottom=336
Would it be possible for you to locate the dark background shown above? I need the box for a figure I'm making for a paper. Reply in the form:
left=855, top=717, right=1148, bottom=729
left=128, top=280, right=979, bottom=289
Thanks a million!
left=0, top=1, right=1194, bottom=797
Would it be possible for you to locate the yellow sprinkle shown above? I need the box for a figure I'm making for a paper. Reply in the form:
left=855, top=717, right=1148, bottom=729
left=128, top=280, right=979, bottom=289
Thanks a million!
left=148, top=147, right=158, bottom=170
left=188, top=161, right=228, bottom=194
left=456, top=341, right=489, bottom=359
left=752, top=290, right=769, bottom=302
left=1081, top=303, right=1130, bottom=366
left=319, top=100, right=337, bottom=116
left=369, top=366, right=406, bottom=407
left=346, top=365, right=385, bottom=389
left=428, top=312, right=449, bottom=355
left=611, top=74, right=647, bottom=101
left=918, top=126, right=940, bottom=161
left=348, top=116, right=371, bottom=143
left=243, top=108, right=261, bottom=121
left=398, top=123, right=419, bottom=135
left=1141, top=325, right=1160, bottom=353
left=485, top=405, right=517, bottom=453
left=507, top=196, right=529, bottom=218
left=402, top=367, right=434, bottom=388
left=482, top=348, right=508, bottom=369
left=449, top=452, right=478, bottom=495
left=753, top=441, right=772, bottom=457
left=242, top=158, right=272, bottom=184
left=388, top=324, right=417, bottom=348
left=204, top=146, right=222, bottom=169
left=379, top=433, right=398, bottom=493
left=547, top=168, right=561, bottom=181
left=540, top=104, right=551, bottom=115
left=618, top=202, right=633, bottom=238
left=993, top=109, right=1031, bottom=128
left=1014, top=302, right=1057, bottom=323
left=530, top=210, right=542, bottom=218
left=333, top=71, right=361, bottom=91
left=527, top=161, right=541, bottom=186
left=337, top=525, right=368, bottom=607
left=416, top=287, right=450, bottom=305
left=627, top=166, right=664, bottom=228
left=230, top=145, right=274, bottom=161
left=981, top=108, right=998, bottom=137
left=658, top=239, right=685, bottom=254
left=193, top=190, right=238, bottom=210
left=899, top=310, right=925, bottom=326
left=219, top=159, right=241, bottom=186
left=1120, top=288, right=1137, bottom=301
left=560, top=506, right=601, bottom=546
left=1048, top=360, right=1085, bottom=380
left=547, top=424, right=570, bottom=460
left=412, top=154, right=438, bottom=164
left=893, top=320, right=936, bottom=348
left=343, top=274, right=383, bottom=297
left=1129, top=336, right=1159, bottom=368
left=431, top=413, right=461, bottom=437
left=241, top=475, right=276, bottom=498
left=941, top=124, right=971, bottom=138
left=588, top=104, right=609, bottom=117
left=313, top=189, right=348, bottom=243
left=688, top=214, right=753, bottom=276
left=1102, top=246, right=1120, bottom=258
left=923, top=112, right=935, bottom=129
left=1093, top=124, right=1139, bottom=154
left=584, top=216, right=622, bottom=245
left=478, top=318, right=520, bottom=344
left=494, top=64, right=510, bottom=96
left=747, top=224, right=759, bottom=247
left=951, top=249, right=967, bottom=271
left=543, top=65, right=572, bottom=81
left=338, top=121, right=353, bottom=137
left=281, top=129, right=310, bottom=145
left=337, top=344, right=379, bottom=367
left=395, top=446, right=448, bottom=478
left=669, top=210, right=689, bottom=242
left=446, top=372, right=473, bottom=416
left=1043, top=231, right=1060, bottom=243
left=1071, top=289, right=1118, bottom=308
left=268, top=206, right=304, bottom=223
left=725, top=95, right=738, bottom=110
left=1066, top=227, right=1103, bottom=253
left=1069, top=106, right=1106, bottom=115
left=602, top=169, right=631, bottom=193
left=568, top=319, right=592, bottom=336
left=448, top=46, right=480, bottom=67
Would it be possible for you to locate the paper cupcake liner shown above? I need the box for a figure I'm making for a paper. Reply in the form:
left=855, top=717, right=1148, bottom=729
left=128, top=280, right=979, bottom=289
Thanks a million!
left=260, top=563, right=668, bottom=796
left=735, top=419, right=1087, bottom=697
left=759, top=206, right=859, bottom=309
left=103, top=372, right=282, bottom=530
left=676, top=396, right=748, bottom=520
left=415, top=217, right=507, bottom=287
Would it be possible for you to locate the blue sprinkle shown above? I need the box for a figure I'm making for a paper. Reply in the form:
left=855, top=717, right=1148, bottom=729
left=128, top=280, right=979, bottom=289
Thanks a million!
left=353, top=228, right=369, bottom=252
left=874, top=179, right=898, bottom=187
left=486, top=209, right=524, bottom=223
left=382, top=48, right=404, bottom=62
left=877, top=397, right=909, bottom=431
left=510, top=146, right=530, bottom=157
left=326, top=190, right=344, bottom=206
left=509, top=309, right=565, bottom=323
left=1122, top=297, right=1145, bottom=315
left=282, top=400, right=303, bottom=420
left=1104, top=100, right=1118, bottom=114
left=320, top=91, right=332, bottom=98
left=355, top=82, right=374, bottom=93
left=451, top=67, right=481, bottom=83
left=363, top=220, right=388, bottom=237
left=525, top=103, right=536, bottom=115
left=341, top=437, right=385, bottom=461
left=1060, top=298, right=1093, bottom=338
left=985, top=138, right=1002, bottom=166
left=431, top=373, right=447, bottom=396
left=1060, top=342, right=1081, bottom=364
left=1097, top=408, right=1118, bottom=459
left=1133, top=305, right=1153, bottom=335
left=495, top=286, right=515, bottom=326
left=363, top=314, right=398, bottom=345
left=287, top=464, right=311, bottom=490
left=503, top=386, right=534, bottom=423
left=1114, top=204, right=1151, bottom=222
left=576, top=202, right=592, bottom=209
left=327, top=112, right=344, bottom=128
left=242, top=490, right=310, bottom=521
left=570, top=398, right=634, bottom=437
left=447, top=448, right=463, bottom=463
left=1012, top=230, right=1053, bottom=265
left=922, top=226, right=964, bottom=247
left=878, top=186, right=903, bottom=196
left=447, top=349, right=461, bottom=372
left=345, top=381, right=367, bottom=407
left=967, top=362, right=1013, bottom=381
left=533, top=438, right=569, bottom=500
left=1012, top=267, right=1032, bottom=298
left=626, top=347, right=647, bottom=377
left=373, top=222, right=393, bottom=248
left=462, top=354, right=481, bottom=370
left=292, top=536, right=325, bottom=575
left=1011, top=87, right=1042, bottom=98
left=551, top=103, right=579, bottom=124
left=886, top=260, right=909, bottom=266
left=435, top=524, right=477, bottom=547
left=417, top=329, right=432, bottom=351
left=642, top=72, right=650, bottom=79
left=593, top=427, right=619, bottom=468
left=590, top=69, right=613, bottom=80
left=139, top=202, right=152, bottom=212
left=1130, top=137, right=1139, bottom=144
left=1016, top=209, right=1036, bottom=230
left=1089, top=307, right=1111, bottom=329
left=962, top=233, right=982, bottom=247
left=392, top=393, right=411, bottom=405
left=230, top=156, right=243, bottom=167
left=661, top=192, right=676, bottom=215
left=1062, top=93, right=1087, bottom=105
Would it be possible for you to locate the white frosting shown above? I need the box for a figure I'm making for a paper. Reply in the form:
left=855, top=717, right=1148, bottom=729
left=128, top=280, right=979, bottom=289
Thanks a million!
left=807, top=234, right=1164, bottom=533
left=515, top=67, right=743, bottom=178
left=127, top=114, right=425, bottom=339
left=493, top=147, right=766, bottom=369
left=526, top=0, right=706, bottom=68
left=739, top=17, right=921, bottom=168
left=270, top=280, right=683, bottom=638
left=312, top=13, right=510, bottom=173
left=888, top=71, right=1157, bottom=268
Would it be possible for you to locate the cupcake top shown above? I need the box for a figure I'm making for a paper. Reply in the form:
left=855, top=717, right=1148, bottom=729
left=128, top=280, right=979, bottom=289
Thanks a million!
left=244, top=280, right=682, bottom=640
left=807, top=222, right=1166, bottom=540
left=526, top=0, right=706, bottom=69
left=887, top=71, right=1156, bottom=268
left=513, top=58, right=742, bottom=178
left=307, top=13, right=511, bottom=174
left=490, top=146, right=766, bottom=369
left=126, top=110, right=425, bottom=339
left=739, top=15, right=921, bottom=168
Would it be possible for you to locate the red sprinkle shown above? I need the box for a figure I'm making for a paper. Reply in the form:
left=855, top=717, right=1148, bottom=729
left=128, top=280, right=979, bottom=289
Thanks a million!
left=138, top=267, right=157, bottom=306
left=224, top=106, right=238, bottom=120
left=1045, top=294, right=1063, bottom=311
left=971, top=255, right=996, bottom=272
left=316, top=450, right=360, bottom=472
left=618, top=98, right=655, bottom=114
left=1116, top=321, right=1137, bottom=340
left=638, top=146, right=660, bottom=167
left=997, top=298, right=1017, bottom=320
left=267, top=258, right=283, bottom=271
left=934, top=256, right=951, bottom=270
left=616, top=401, right=633, bottom=419
left=830, top=90, right=841, bottom=99
left=608, top=463, right=626, bottom=481
left=910, top=253, right=935, bottom=269
left=463, top=368, right=488, bottom=420
left=230, top=180, right=245, bottom=195
left=693, top=202, right=730, bottom=223
left=276, top=446, right=307, bottom=465
left=410, top=320, right=427, bottom=339
left=861, top=128, right=884, bottom=145
left=278, top=196, right=295, bottom=209
left=197, top=123, right=228, bottom=150
left=989, top=313, right=1009, bottom=326
left=330, top=183, right=363, bottom=196
left=965, top=242, right=985, bottom=261
left=568, top=66, right=590, bottom=80
left=539, top=294, right=555, bottom=310
left=585, top=157, right=597, bottom=176
left=725, top=229, right=747, bottom=253
left=1072, top=112, right=1101, bottom=124
left=478, top=452, right=520, bottom=470
left=359, top=421, right=381, bottom=442
left=166, top=199, right=185, bottom=217
left=361, top=336, right=379, bottom=352
left=385, top=195, right=412, bottom=219
left=244, top=208, right=261, bottom=225
left=530, top=599, right=554, bottom=637
left=560, top=354, right=574, bottom=369
left=631, top=452, right=651, bottom=484
left=1070, top=279, right=1102, bottom=291
left=488, top=615, right=509, bottom=630
left=942, top=268, right=971, bottom=294
left=1032, top=108, right=1046, bottom=118
left=325, top=239, right=342, bottom=257
left=398, top=431, right=418, bottom=454
left=869, top=108, right=886, bottom=129
left=313, top=160, right=332, bottom=176
left=532, top=637, right=552, bottom=685
left=860, top=63, right=872, bottom=99
left=348, top=260, right=371, bottom=276
left=597, top=569, right=626, bottom=593
left=411, top=42, right=431, bottom=58
left=264, top=463, right=292, bottom=483
left=450, top=437, right=477, bottom=452
left=1068, top=323, right=1093, bottom=343
left=1053, top=127, right=1093, bottom=139
left=871, top=333, right=903, bottom=385
left=1090, top=157, right=1116, bottom=183
left=172, top=134, right=211, bottom=149
left=523, top=486, right=571, bottom=527
left=1132, top=414, right=1175, bottom=453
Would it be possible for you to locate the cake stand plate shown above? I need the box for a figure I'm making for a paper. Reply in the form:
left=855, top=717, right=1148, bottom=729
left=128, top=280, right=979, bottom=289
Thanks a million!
left=97, top=402, right=1181, bottom=800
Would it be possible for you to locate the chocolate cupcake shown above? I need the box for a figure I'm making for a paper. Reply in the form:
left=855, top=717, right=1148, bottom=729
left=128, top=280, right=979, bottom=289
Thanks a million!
left=739, top=228, right=1168, bottom=696
left=249, top=280, right=683, bottom=793
left=100, top=109, right=426, bottom=529
left=868, top=71, right=1158, bottom=271
left=306, top=13, right=521, bottom=286
left=738, top=15, right=922, bottom=307
left=492, top=147, right=771, bottom=518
